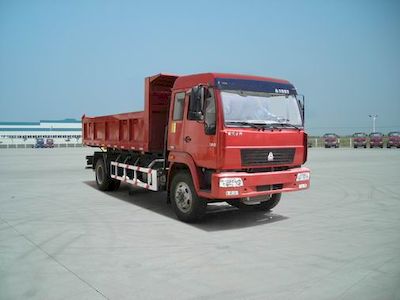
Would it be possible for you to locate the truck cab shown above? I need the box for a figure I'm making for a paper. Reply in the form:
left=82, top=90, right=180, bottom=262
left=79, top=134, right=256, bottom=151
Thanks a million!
left=352, top=132, right=367, bottom=148
left=45, top=138, right=54, bottom=148
left=369, top=132, right=384, bottom=148
left=387, top=132, right=400, bottom=148
left=166, top=73, right=309, bottom=219
left=34, top=138, right=45, bottom=148
left=322, top=133, right=339, bottom=148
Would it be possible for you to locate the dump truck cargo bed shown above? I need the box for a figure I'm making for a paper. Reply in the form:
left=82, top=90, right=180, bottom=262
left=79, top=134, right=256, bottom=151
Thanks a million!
left=82, top=74, right=178, bottom=153
left=82, top=111, right=148, bottom=151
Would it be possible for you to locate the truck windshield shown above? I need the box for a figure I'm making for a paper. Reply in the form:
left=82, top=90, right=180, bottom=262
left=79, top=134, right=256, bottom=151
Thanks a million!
left=221, top=90, right=302, bottom=127
left=353, top=133, right=366, bottom=137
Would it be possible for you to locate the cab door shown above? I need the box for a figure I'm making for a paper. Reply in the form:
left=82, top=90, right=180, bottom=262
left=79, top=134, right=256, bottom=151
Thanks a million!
left=182, top=88, right=217, bottom=169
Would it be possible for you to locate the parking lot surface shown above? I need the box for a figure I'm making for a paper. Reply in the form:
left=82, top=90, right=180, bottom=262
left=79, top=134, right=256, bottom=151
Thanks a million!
left=0, top=148, right=399, bottom=300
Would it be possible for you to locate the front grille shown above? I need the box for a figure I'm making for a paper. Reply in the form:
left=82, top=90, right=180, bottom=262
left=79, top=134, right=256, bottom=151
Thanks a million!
left=241, top=148, right=295, bottom=166
left=246, top=166, right=289, bottom=173
left=256, top=184, right=284, bottom=192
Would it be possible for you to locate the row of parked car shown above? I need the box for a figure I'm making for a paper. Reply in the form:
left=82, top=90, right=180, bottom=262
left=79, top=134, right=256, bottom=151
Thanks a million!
left=33, top=138, right=54, bottom=148
left=321, top=132, right=400, bottom=148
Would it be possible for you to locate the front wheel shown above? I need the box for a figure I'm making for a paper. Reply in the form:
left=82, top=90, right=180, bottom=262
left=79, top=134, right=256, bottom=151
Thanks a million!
left=170, top=171, right=207, bottom=223
left=227, top=193, right=281, bottom=211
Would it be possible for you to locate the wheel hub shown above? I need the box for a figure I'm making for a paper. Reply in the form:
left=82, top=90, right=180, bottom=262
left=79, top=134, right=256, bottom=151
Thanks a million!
left=175, top=182, right=192, bottom=213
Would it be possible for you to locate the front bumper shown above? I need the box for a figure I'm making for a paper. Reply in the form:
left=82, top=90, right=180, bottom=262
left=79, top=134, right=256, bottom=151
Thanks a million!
left=370, top=141, right=383, bottom=146
left=201, top=167, right=310, bottom=200
left=325, top=142, right=338, bottom=146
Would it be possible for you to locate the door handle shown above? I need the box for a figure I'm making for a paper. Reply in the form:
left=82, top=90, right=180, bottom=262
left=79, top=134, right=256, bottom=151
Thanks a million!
left=184, top=136, right=192, bottom=143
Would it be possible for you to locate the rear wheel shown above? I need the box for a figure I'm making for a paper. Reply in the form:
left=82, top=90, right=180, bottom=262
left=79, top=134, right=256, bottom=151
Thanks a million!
left=227, top=193, right=281, bottom=211
left=170, top=171, right=207, bottom=223
left=95, top=158, right=120, bottom=191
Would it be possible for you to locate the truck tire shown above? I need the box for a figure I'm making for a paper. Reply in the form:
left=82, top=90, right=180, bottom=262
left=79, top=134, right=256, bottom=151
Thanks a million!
left=170, top=171, right=207, bottom=223
left=95, top=159, right=121, bottom=191
left=227, top=193, right=281, bottom=211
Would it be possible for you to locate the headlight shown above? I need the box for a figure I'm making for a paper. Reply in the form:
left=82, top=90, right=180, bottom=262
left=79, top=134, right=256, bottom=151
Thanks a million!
left=296, top=172, right=310, bottom=182
left=219, top=177, right=244, bottom=188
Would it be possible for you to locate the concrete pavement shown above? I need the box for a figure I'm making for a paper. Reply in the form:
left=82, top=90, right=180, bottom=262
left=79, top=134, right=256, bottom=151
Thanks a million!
left=0, top=148, right=399, bottom=299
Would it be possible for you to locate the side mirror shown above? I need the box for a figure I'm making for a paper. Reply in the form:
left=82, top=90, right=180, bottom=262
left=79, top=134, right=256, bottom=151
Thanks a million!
left=297, top=94, right=305, bottom=126
left=189, top=86, right=205, bottom=120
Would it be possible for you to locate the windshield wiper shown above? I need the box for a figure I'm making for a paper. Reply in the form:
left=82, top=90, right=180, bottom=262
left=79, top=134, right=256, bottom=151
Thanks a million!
left=270, top=123, right=302, bottom=130
left=226, top=121, right=271, bottom=130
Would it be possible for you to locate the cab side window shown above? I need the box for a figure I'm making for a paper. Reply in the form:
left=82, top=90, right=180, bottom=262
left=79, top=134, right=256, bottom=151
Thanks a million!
left=172, top=92, right=185, bottom=121
left=204, top=88, right=216, bottom=132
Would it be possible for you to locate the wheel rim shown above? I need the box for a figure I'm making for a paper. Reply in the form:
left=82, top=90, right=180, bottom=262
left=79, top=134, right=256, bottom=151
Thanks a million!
left=96, top=164, right=104, bottom=184
left=175, top=182, right=193, bottom=213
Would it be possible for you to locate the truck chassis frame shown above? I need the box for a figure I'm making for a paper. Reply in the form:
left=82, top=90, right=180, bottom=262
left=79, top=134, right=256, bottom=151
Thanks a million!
left=110, top=159, right=163, bottom=191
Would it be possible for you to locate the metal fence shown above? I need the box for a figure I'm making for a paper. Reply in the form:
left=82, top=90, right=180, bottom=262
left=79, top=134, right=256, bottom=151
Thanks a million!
left=0, top=143, right=83, bottom=149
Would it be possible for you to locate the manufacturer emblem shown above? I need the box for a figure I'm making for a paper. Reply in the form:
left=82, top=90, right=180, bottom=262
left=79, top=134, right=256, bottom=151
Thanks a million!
left=267, top=152, right=274, bottom=161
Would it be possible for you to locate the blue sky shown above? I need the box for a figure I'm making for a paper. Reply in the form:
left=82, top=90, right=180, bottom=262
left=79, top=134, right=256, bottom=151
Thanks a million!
left=0, top=0, right=399, bottom=135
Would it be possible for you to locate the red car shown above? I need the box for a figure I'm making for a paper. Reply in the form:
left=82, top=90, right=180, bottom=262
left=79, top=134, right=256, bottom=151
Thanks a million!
left=369, top=132, right=383, bottom=148
left=352, top=132, right=367, bottom=148
left=387, top=132, right=400, bottom=148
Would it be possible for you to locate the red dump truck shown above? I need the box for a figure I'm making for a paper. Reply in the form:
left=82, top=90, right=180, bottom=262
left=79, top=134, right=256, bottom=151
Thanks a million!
left=83, top=73, right=310, bottom=222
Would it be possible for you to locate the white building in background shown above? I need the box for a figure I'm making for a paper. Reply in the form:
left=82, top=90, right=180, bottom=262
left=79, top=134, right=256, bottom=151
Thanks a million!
left=0, top=119, right=82, bottom=148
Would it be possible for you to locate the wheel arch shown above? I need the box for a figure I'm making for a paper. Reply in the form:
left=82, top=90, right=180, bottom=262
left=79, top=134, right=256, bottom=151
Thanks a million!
left=167, top=152, right=202, bottom=196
